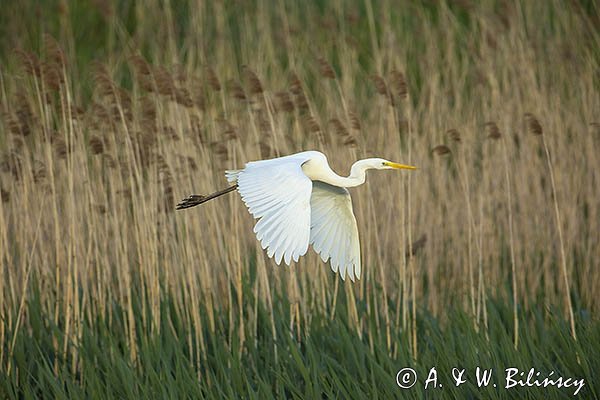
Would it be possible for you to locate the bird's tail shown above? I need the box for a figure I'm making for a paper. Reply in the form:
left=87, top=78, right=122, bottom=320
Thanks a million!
left=176, top=185, right=238, bottom=210
left=225, top=169, right=242, bottom=184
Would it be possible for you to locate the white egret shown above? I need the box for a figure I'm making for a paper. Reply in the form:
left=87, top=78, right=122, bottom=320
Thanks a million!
left=177, top=151, right=416, bottom=281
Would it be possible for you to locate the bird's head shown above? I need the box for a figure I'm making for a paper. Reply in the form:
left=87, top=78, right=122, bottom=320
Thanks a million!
left=347, top=157, right=417, bottom=185
left=367, top=158, right=417, bottom=171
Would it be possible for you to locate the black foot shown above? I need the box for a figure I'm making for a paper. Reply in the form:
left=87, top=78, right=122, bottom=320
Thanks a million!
left=176, top=194, right=206, bottom=210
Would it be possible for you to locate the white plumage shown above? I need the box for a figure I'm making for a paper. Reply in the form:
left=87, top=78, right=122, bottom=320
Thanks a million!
left=235, top=154, right=312, bottom=266
left=310, top=181, right=360, bottom=280
left=218, top=150, right=416, bottom=281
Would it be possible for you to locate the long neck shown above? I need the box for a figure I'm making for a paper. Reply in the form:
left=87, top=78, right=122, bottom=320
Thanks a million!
left=319, top=159, right=371, bottom=188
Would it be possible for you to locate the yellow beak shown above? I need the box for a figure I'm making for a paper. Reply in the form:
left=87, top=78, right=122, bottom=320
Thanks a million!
left=384, top=161, right=417, bottom=170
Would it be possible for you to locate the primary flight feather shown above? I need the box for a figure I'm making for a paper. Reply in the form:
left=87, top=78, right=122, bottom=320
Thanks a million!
left=177, top=150, right=416, bottom=281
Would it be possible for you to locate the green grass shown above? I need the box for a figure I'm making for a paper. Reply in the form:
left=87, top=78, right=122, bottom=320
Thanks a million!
left=2, top=277, right=598, bottom=399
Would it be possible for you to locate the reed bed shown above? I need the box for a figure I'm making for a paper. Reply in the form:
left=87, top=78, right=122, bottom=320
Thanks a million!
left=0, top=0, right=599, bottom=397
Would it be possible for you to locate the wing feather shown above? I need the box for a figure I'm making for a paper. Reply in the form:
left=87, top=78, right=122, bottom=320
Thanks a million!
left=309, top=181, right=361, bottom=281
left=235, top=155, right=313, bottom=266
left=228, top=151, right=362, bottom=280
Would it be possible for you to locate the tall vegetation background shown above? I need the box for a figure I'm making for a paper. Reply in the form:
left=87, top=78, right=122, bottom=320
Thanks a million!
left=1, top=0, right=599, bottom=398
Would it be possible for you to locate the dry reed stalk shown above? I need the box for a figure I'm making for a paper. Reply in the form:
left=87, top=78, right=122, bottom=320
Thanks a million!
left=525, top=113, right=576, bottom=341
left=100, top=74, right=146, bottom=363
left=485, top=120, right=517, bottom=345
left=476, top=200, right=489, bottom=340
left=229, top=179, right=246, bottom=356
left=442, top=134, right=477, bottom=324
left=0, top=180, right=10, bottom=365
left=255, top=240, right=278, bottom=363
left=370, top=190, right=391, bottom=355
left=499, top=124, right=519, bottom=348
left=394, top=75, right=417, bottom=359
left=345, top=282, right=361, bottom=338
left=6, top=203, right=44, bottom=375
left=364, top=0, right=381, bottom=67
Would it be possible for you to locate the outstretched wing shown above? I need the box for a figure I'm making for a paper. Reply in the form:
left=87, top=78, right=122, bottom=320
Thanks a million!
left=235, top=155, right=313, bottom=266
left=309, top=181, right=361, bottom=281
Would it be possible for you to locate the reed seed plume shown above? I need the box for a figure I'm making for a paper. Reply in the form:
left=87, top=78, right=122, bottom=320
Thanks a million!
left=243, top=66, right=264, bottom=95
left=1, top=151, right=23, bottom=180
left=432, top=145, right=451, bottom=155
left=32, top=160, right=47, bottom=184
left=5, top=111, right=29, bottom=137
left=289, top=72, right=309, bottom=113
left=154, top=67, right=177, bottom=97
left=192, top=84, right=207, bottom=111
left=205, top=66, right=222, bottom=91
left=405, top=234, right=427, bottom=258
left=227, top=80, right=248, bottom=101
left=211, top=141, right=230, bottom=161
left=329, top=118, right=348, bottom=137
left=275, top=91, right=294, bottom=113
left=43, top=33, right=66, bottom=70
left=303, top=115, right=322, bottom=136
left=89, top=135, right=105, bottom=155
left=175, top=88, right=194, bottom=108
left=158, top=155, right=175, bottom=212
left=370, top=74, right=389, bottom=96
left=485, top=122, right=501, bottom=140
left=14, top=49, right=41, bottom=77
left=317, top=57, right=336, bottom=79
left=92, top=62, right=117, bottom=98
left=447, top=128, right=461, bottom=142
left=217, top=117, right=239, bottom=140
left=130, top=54, right=152, bottom=76
left=130, top=54, right=155, bottom=93
left=389, top=69, right=408, bottom=100
left=348, top=110, right=361, bottom=131
left=40, top=60, right=61, bottom=92
left=53, top=138, right=68, bottom=160
left=289, top=72, right=303, bottom=95
left=524, top=113, right=543, bottom=135
left=1, top=187, right=9, bottom=203
left=13, top=94, right=34, bottom=136
left=94, top=203, right=107, bottom=214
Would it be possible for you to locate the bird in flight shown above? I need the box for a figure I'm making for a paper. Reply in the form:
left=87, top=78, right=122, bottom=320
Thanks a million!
left=177, top=151, right=416, bottom=281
